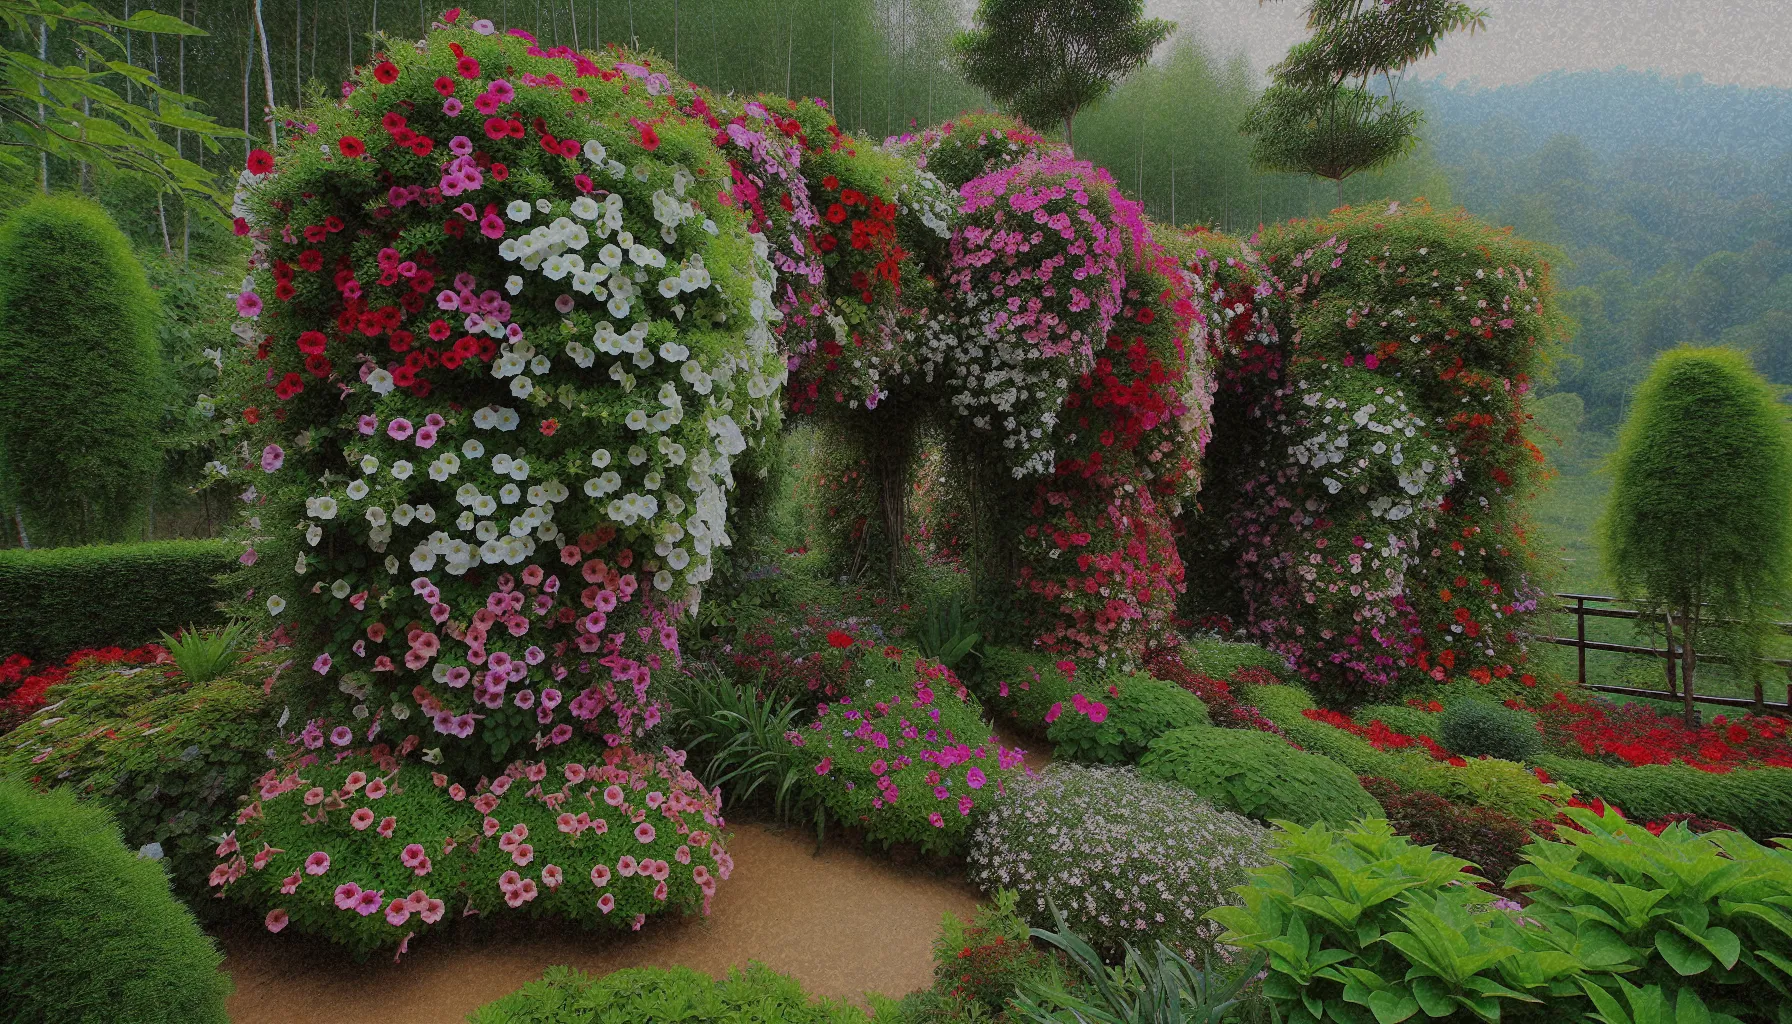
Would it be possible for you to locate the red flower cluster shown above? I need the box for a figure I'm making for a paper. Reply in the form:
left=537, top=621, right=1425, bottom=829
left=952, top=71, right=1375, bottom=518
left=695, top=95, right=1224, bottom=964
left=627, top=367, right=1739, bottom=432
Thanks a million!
left=0, top=644, right=168, bottom=733
left=1516, top=692, right=1792, bottom=772
left=1301, top=707, right=1466, bottom=765
left=1144, top=655, right=1283, bottom=735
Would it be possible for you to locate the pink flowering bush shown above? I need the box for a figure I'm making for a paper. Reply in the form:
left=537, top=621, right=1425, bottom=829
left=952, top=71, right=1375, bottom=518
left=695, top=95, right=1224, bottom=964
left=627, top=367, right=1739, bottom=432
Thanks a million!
left=785, top=636, right=1026, bottom=856
left=888, top=112, right=1065, bottom=192
left=215, top=743, right=730, bottom=955
left=1044, top=671, right=1210, bottom=765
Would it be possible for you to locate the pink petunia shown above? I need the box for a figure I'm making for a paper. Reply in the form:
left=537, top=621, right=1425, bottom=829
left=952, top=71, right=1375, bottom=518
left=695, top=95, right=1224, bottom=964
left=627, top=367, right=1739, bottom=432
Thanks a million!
left=313, top=653, right=333, bottom=676
left=354, top=888, right=384, bottom=916
left=386, top=418, right=414, bottom=441
left=260, top=444, right=285, bottom=472
left=236, top=291, right=263, bottom=317
left=265, top=908, right=289, bottom=933
left=597, top=892, right=615, bottom=914
left=305, top=851, right=331, bottom=875
left=350, top=808, right=376, bottom=830
left=333, top=882, right=361, bottom=909
left=590, top=863, right=611, bottom=887
left=329, top=726, right=352, bottom=746
left=385, top=898, right=412, bottom=926
left=377, top=816, right=397, bottom=838
left=634, top=822, right=656, bottom=844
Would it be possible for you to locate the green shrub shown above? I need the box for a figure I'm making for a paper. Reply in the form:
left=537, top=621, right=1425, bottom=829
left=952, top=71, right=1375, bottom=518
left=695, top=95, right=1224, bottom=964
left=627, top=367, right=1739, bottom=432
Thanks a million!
left=0, top=194, right=164, bottom=546
left=973, top=645, right=1074, bottom=736
left=1359, top=776, right=1532, bottom=885
left=1210, top=818, right=1587, bottom=1024
left=0, top=540, right=233, bottom=660
left=1439, top=699, right=1542, bottom=761
left=661, top=665, right=818, bottom=825
left=0, top=657, right=274, bottom=901
left=1180, top=639, right=1289, bottom=682
left=786, top=644, right=1022, bottom=856
left=0, top=778, right=231, bottom=1024
left=1535, top=754, right=1792, bottom=840
left=1254, top=684, right=1566, bottom=822
left=1046, top=672, right=1209, bottom=765
left=929, top=889, right=1065, bottom=1016
left=967, top=764, right=1267, bottom=959
left=468, top=963, right=870, bottom=1024
left=1140, top=726, right=1383, bottom=827
left=1511, top=806, right=1792, bottom=1024
left=1354, top=702, right=1442, bottom=740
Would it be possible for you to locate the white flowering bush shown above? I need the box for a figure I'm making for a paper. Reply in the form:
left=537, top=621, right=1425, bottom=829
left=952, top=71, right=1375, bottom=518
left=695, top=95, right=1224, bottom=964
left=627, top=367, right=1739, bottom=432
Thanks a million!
left=967, top=763, right=1268, bottom=960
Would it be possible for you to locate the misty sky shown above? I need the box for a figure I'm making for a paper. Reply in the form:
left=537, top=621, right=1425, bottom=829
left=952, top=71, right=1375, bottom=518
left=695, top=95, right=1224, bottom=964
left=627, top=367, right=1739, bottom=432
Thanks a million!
left=1145, top=0, right=1792, bottom=88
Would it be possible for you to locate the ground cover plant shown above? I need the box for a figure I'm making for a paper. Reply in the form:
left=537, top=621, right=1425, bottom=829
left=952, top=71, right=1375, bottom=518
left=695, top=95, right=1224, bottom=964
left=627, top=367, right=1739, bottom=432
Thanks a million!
left=1140, top=725, right=1382, bottom=827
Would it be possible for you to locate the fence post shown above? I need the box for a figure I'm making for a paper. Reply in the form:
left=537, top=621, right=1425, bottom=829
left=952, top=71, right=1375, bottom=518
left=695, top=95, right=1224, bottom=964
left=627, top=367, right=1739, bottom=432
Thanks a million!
left=1755, top=679, right=1765, bottom=712
left=1575, top=596, right=1586, bottom=687
left=1664, top=612, right=1677, bottom=698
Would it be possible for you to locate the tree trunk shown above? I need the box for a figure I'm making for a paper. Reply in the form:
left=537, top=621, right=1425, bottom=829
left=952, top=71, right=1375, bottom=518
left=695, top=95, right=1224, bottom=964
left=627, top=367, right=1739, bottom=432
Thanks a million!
left=1064, top=111, right=1074, bottom=153
left=254, top=0, right=278, bottom=145
left=1677, top=609, right=1699, bottom=727
left=37, top=19, right=49, bottom=194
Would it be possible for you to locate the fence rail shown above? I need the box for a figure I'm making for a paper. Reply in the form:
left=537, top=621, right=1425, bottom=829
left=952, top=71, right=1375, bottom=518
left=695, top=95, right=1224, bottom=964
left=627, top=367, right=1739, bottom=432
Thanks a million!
left=1530, top=593, right=1792, bottom=715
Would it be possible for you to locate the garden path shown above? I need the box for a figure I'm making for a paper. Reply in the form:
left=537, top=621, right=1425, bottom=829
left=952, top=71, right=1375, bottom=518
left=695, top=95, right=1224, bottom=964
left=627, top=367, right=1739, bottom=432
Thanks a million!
left=220, top=821, right=979, bottom=1023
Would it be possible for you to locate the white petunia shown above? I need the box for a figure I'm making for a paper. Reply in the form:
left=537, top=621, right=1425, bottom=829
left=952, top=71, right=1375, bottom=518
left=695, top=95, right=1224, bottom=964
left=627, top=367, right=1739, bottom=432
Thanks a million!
left=510, top=376, right=534, bottom=399
left=492, top=453, right=514, bottom=475
left=507, top=200, right=532, bottom=221
left=266, top=595, right=286, bottom=615
left=590, top=448, right=611, bottom=468
left=583, top=139, right=607, bottom=163
left=367, top=369, right=396, bottom=395
left=505, top=274, right=524, bottom=295
left=391, top=460, right=413, bottom=480
left=360, top=455, right=379, bottom=475
left=345, top=479, right=369, bottom=500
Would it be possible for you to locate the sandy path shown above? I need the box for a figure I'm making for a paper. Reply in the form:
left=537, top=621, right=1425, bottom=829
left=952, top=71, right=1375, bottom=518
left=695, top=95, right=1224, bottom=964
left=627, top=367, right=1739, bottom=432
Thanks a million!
left=222, top=822, right=980, bottom=1023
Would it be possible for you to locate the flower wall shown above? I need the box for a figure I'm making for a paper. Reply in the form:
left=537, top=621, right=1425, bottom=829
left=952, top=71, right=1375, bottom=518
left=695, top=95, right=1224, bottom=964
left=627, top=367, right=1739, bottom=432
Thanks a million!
left=1182, top=202, right=1568, bottom=699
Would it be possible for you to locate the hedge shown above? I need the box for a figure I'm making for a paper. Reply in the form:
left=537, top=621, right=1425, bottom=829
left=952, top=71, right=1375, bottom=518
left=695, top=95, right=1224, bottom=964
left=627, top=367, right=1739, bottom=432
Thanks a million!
left=1180, top=638, right=1290, bottom=682
left=0, top=778, right=231, bottom=1024
left=0, top=540, right=233, bottom=659
left=469, top=963, right=870, bottom=1024
left=974, top=644, right=1075, bottom=737
left=1046, top=672, right=1209, bottom=765
left=1533, top=755, right=1792, bottom=841
left=1141, top=725, right=1384, bottom=827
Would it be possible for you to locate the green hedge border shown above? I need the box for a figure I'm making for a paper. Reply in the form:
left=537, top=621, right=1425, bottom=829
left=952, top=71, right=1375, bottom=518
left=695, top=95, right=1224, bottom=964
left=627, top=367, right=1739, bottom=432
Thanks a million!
left=0, top=540, right=233, bottom=659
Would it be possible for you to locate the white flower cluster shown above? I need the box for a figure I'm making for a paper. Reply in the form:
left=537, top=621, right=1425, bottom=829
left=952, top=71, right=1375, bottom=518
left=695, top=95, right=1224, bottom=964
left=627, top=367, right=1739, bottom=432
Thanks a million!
left=917, top=307, right=1067, bottom=478
left=968, top=764, right=1267, bottom=960
left=1284, top=376, right=1454, bottom=522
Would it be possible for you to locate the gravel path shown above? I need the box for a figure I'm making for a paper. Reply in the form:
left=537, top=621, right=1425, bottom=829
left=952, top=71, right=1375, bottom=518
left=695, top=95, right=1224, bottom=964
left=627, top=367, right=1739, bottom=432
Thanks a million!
left=221, top=821, right=979, bottom=1023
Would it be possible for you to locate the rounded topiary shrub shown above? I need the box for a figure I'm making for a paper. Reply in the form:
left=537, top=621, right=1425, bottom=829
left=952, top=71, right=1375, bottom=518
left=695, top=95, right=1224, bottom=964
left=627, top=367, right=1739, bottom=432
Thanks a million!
left=967, top=763, right=1267, bottom=959
left=0, top=778, right=231, bottom=1024
left=1139, top=725, right=1383, bottom=827
left=1440, top=699, right=1541, bottom=762
left=0, top=194, right=163, bottom=546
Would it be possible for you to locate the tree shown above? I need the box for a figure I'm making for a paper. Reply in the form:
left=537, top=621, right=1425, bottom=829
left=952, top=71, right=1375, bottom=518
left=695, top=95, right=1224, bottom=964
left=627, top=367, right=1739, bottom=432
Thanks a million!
left=0, top=194, right=164, bottom=547
left=1600, top=347, right=1792, bottom=724
left=1243, top=0, right=1486, bottom=206
left=0, top=1, right=234, bottom=208
left=953, top=0, right=1172, bottom=150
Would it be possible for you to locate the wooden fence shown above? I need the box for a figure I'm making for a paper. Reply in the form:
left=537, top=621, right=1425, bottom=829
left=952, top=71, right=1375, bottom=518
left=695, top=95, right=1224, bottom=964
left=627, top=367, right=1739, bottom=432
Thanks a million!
left=1529, top=593, right=1792, bottom=715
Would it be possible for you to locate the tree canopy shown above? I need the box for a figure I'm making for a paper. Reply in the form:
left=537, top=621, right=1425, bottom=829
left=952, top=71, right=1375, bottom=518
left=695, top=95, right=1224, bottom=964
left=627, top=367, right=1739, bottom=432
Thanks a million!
left=954, top=0, right=1172, bottom=149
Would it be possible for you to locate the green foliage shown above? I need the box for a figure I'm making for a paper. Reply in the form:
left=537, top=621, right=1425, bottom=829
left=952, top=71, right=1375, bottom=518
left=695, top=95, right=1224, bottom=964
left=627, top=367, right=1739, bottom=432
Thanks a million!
left=1600, top=347, right=1792, bottom=677
left=1439, top=699, right=1544, bottom=762
left=971, top=645, right=1075, bottom=737
left=916, top=596, right=982, bottom=672
left=1244, top=0, right=1486, bottom=193
left=1012, top=899, right=1269, bottom=1024
left=1355, top=702, right=1443, bottom=740
left=159, top=619, right=251, bottom=684
left=1046, top=672, right=1209, bottom=765
left=0, top=657, right=276, bottom=901
left=661, top=664, right=819, bottom=825
left=0, top=4, right=232, bottom=205
left=1533, top=755, right=1792, bottom=841
left=1509, top=807, right=1792, bottom=1024
left=1177, top=639, right=1289, bottom=685
left=0, top=194, right=164, bottom=545
left=953, top=0, right=1172, bottom=145
left=0, top=777, right=232, bottom=1024
left=0, top=540, right=232, bottom=659
left=467, top=963, right=871, bottom=1024
left=1252, top=684, right=1569, bottom=822
left=930, top=890, right=1066, bottom=1016
left=1140, top=725, right=1383, bottom=827
left=1210, top=818, right=1587, bottom=1024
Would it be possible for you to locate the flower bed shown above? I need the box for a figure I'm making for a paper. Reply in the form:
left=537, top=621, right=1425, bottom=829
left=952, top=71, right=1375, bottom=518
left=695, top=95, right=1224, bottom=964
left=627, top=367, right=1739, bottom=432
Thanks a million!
left=0, top=643, right=167, bottom=733
left=1517, top=691, right=1792, bottom=770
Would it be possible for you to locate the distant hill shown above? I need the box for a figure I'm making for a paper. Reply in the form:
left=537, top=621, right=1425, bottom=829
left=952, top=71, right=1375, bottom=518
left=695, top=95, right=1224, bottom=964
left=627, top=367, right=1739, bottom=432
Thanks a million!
left=1408, top=69, right=1792, bottom=163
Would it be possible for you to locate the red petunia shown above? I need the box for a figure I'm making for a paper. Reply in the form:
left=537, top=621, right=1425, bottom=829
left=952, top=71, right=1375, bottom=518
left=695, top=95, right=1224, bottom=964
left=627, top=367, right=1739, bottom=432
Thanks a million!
left=337, top=135, right=366, bottom=158
left=246, top=149, right=274, bottom=175
left=457, top=56, right=481, bottom=80
left=410, top=136, right=435, bottom=157
left=490, top=163, right=509, bottom=182
left=539, top=418, right=559, bottom=436
left=297, top=249, right=323, bottom=272
left=373, top=61, right=399, bottom=84
left=825, top=204, right=846, bottom=224
left=826, top=630, right=855, bottom=649
left=304, top=353, right=332, bottom=377
left=434, top=76, right=456, bottom=97
left=637, top=124, right=660, bottom=151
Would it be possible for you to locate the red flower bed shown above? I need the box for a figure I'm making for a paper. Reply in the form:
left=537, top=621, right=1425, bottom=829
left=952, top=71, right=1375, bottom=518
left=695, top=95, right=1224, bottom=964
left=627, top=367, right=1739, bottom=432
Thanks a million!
left=1300, top=707, right=1466, bottom=765
left=0, top=645, right=168, bottom=732
left=1515, top=692, right=1792, bottom=772
left=1144, top=655, right=1283, bottom=735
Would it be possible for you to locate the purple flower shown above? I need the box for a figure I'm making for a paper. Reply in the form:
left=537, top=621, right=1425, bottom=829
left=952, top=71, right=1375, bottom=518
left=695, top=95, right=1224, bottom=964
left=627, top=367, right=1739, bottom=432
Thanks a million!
left=260, top=444, right=284, bottom=472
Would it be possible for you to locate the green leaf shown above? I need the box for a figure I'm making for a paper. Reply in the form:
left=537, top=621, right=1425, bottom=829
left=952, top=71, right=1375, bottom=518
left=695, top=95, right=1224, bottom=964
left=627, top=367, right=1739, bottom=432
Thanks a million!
left=1368, top=989, right=1421, bottom=1024
left=1676, top=989, right=1712, bottom=1024
left=1656, top=930, right=1715, bottom=976
left=1670, top=923, right=1742, bottom=970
